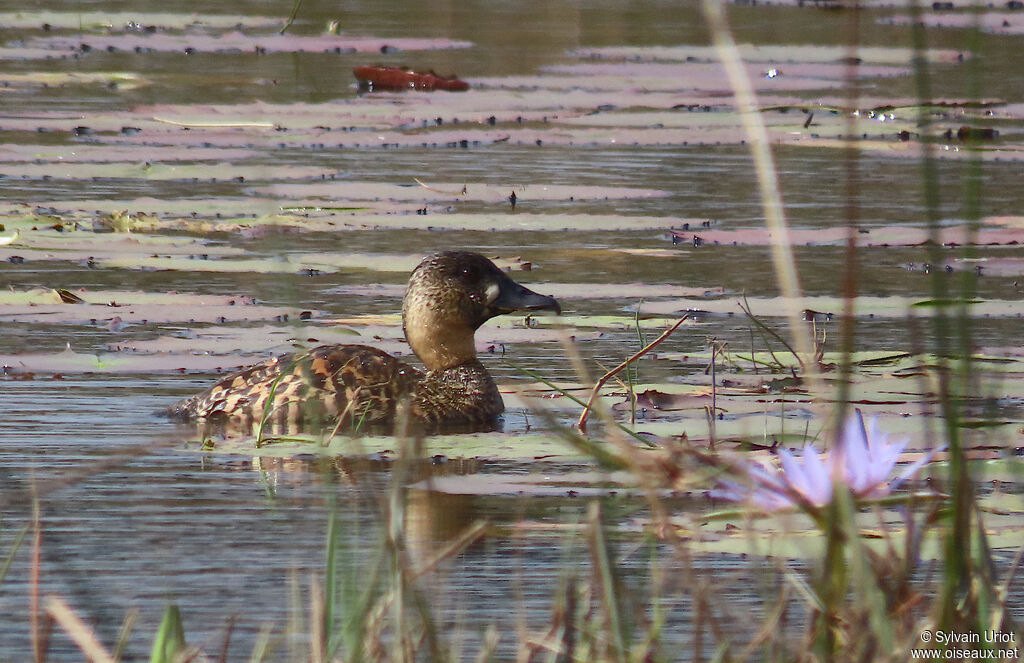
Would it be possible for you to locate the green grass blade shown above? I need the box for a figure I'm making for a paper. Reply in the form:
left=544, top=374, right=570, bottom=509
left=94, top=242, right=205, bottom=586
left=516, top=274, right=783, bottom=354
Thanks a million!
left=0, top=523, right=29, bottom=586
left=149, top=603, right=185, bottom=663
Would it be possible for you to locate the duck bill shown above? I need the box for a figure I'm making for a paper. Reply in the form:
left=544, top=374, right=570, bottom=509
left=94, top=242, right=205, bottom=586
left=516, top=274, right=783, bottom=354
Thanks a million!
left=492, top=275, right=561, bottom=316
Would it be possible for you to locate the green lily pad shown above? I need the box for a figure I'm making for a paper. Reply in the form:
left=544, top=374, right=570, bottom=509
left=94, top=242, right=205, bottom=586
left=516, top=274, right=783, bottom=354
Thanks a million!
left=568, top=44, right=968, bottom=66
left=329, top=282, right=724, bottom=299
left=0, top=227, right=239, bottom=253
left=0, top=71, right=148, bottom=90
left=179, top=430, right=588, bottom=461
left=108, top=324, right=366, bottom=356
left=250, top=181, right=669, bottom=202
left=0, top=198, right=366, bottom=222
left=0, top=289, right=307, bottom=325
left=0, top=143, right=255, bottom=163
left=638, top=295, right=1024, bottom=319
left=0, top=162, right=337, bottom=182
left=531, top=315, right=689, bottom=331
left=93, top=254, right=330, bottom=273
left=675, top=505, right=1024, bottom=559
left=666, top=222, right=1023, bottom=248
left=0, top=11, right=283, bottom=31
left=0, top=347, right=261, bottom=374
left=272, top=213, right=704, bottom=233
left=879, top=11, right=1024, bottom=35
left=787, top=136, right=1024, bottom=162
left=25, top=33, right=473, bottom=56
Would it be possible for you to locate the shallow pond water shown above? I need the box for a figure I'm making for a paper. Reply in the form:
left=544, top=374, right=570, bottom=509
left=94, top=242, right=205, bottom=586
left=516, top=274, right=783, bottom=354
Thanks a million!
left=1, top=0, right=1023, bottom=660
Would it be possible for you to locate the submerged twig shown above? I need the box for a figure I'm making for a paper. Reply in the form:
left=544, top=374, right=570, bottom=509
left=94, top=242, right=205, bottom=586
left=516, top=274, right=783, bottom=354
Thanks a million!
left=152, top=116, right=275, bottom=128
left=412, top=177, right=467, bottom=196
left=577, top=315, right=688, bottom=432
left=738, top=296, right=798, bottom=369
left=0, top=523, right=28, bottom=587
left=408, top=520, right=489, bottom=581
left=279, top=0, right=304, bottom=34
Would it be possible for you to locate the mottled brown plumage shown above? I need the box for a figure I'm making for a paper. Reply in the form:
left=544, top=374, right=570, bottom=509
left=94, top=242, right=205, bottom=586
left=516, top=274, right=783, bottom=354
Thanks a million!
left=168, top=252, right=559, bottom=434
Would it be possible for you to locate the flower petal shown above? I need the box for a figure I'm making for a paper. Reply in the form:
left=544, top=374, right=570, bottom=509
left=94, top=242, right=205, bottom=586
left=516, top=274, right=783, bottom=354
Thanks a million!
left=889, top=444, right=946, bottom=491
left=797, top=443, right=832, bottom=505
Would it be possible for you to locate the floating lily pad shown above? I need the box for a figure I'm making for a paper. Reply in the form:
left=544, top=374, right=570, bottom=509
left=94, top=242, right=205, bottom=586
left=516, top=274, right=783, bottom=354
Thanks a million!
left=88, top=250, right=556, bottom=274
left=937, top=256, right=1024, bottom=277
left=408, top=471, right=639, bottom=497
left=0, top=321, right=576, bottom=376
left=0, top=162, right=337, bottom=182
left=673, top=499, right=1024, bottom=559
left=102, top=315, right=586, bottom=359
left=249, top=181, right=670, bottom=202
left=93, top=254, right=330, bottom=273
left=0, top=198, right=391, bottom=223
left=544, top=60, right=914, bottom=84
left=24, top=32, right=472, bottom=57
left=0, top=347, right=261, bottom=375
left=786, top=135, right=1024, bottom=161
left=1, top=226, right=237, bottom=252
left=520, top=314, right=690, bottom=331
left=879, top=11, right=1024, bottom=35
left=138, top=97, right=580, bottom=130
left=31, top=86, right=1009, bottom=154
left=667, top=223, right=1024, bottom=247
left=637, top=295, right=1024, bottom=319
left=0, top=11, right=283, bottom=31
left=179, top=430, right=587, bottom=461
left=0, top=46, right=71, bottom=60
left=106, top=324, right=368, bottom=356
left=0, top=143, right=254, bottom=163
left=264, top=213, right=701, bottom=233
left=0, top=289, right=306, bottom=325
left=328, top=282, right=725, bottom=299
left=91, top=116, right=999, bottom=152
left=0, top=71, right=147, bottom=90
left=750, top=0, right=985, bottom=7
left=558, top=109, right=802, bottom=129
left=0, top=231, right=247, bottom=266
left=568, top=44, right=968, bottom=66
left=986, top=216, right=1024, bottom=229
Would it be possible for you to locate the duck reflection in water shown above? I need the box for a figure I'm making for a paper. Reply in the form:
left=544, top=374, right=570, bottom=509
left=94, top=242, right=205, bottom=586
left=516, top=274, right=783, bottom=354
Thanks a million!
left=168, top=252, right=560, bottom=437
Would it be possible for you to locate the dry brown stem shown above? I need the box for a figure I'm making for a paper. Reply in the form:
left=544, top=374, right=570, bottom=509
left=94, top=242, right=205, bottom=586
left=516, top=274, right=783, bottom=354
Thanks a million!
left=46, top=596, right=116, bottom=663
left=576, top=315, right=688, bottom=432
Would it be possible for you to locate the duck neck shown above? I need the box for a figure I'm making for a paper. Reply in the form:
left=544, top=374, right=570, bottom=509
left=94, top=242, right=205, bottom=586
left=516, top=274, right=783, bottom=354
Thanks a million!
left=404, top=310, right=478, bottom=371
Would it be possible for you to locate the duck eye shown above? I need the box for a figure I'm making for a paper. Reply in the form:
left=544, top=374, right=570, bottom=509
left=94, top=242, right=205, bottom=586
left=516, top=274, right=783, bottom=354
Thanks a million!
left=460, top=266, right=477, bottom=279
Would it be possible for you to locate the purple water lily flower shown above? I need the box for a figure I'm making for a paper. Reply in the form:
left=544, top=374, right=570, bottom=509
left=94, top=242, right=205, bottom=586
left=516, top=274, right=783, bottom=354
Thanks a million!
left=712, top=409, right=941, bottom=511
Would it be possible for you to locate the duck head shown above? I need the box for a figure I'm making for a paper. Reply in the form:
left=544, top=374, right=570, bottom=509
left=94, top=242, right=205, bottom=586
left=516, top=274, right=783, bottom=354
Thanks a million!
left=402, top=252, right=560, bottom=370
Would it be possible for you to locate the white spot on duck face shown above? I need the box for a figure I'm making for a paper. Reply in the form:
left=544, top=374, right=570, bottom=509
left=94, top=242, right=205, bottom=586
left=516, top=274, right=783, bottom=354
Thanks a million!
left=484, top=282, right=500, bottom=305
